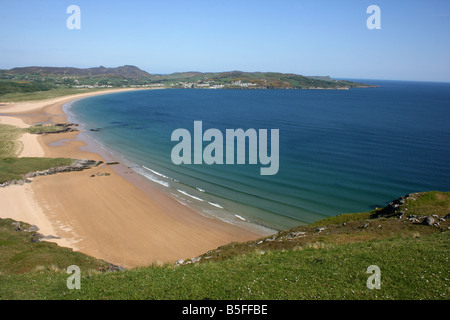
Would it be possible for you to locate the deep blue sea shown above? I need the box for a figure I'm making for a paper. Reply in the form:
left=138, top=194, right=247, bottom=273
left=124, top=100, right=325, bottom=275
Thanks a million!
left=67, top=80, right=450, bottom=231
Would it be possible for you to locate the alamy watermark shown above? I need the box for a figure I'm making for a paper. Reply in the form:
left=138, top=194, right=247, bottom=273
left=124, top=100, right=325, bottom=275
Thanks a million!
left=366, top=265, right=381, bottom=289
left=171, top=121, right=279, bottom=175
left=66, top=5, right=81, bottom=30
left=367, top=5, right=381, bottom=30
left=66, top=5, right=380, bottom=31
left=66, top=265, right=81, bottom=290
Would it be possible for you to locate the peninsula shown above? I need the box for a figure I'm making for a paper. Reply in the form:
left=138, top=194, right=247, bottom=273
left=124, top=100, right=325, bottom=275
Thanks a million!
left=0, top=66, right=377, bottom=101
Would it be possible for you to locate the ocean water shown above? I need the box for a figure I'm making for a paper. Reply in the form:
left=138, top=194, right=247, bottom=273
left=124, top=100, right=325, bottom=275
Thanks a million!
left=67, top=80, right=450, bottom=231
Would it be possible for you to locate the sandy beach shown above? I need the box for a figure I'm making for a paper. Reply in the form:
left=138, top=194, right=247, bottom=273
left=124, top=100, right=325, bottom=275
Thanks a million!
left=0, top=89, right=265, bottom=268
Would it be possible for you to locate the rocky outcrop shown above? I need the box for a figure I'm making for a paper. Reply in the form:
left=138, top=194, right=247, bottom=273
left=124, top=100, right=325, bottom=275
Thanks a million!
left=30, top=123, right=79, bottom=134
left=10, top=221, right=59, bottom=242
left=0, top=159, right=103, bottom=187
left=371, top=193, right=422, bottom=218
left=421, top=216, right=435, bottom=226
left=30, top=232, right=60, bottom=243
left=12, top=221, right=22, bottom=231
left=370, top=192, right=445, bottom=228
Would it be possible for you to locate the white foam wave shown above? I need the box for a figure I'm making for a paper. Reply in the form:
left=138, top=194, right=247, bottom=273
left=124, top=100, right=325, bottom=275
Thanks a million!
left=208, top=202, right=224, bottom=209
left=143, top=166, right=170, bottom=179
left=234, top=214, right=246, bottom=221
left=177, top=189, right=205, bottom=202
left=135, top=168, right=170, bottom=187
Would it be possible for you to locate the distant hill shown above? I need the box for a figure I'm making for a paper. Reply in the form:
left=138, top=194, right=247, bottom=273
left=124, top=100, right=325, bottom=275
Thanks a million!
left=6, top=65, right=151, bottom=78
left=0, top=66, right=377, bottom=98
left=150, top=70, right=377, bottom=89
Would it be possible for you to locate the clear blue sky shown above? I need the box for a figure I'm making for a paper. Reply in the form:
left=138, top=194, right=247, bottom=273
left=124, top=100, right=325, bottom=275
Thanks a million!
left=1, top=0, right=449, bottom=81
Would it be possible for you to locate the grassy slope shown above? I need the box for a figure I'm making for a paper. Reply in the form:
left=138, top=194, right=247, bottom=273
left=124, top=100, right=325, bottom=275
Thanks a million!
left=0, top=124, right=24, bottom=158
left=0, top=191, right=448, bottom=300
left=0, top=219, right=111, bottom=275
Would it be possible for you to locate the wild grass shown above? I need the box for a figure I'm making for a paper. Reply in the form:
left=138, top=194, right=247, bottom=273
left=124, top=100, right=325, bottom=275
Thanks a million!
left=0, top=124, right=24, bottom=157
left=0, top=218, right=110, bottom=276
left=25, top=124, right=66, bottom=134
left=0, top=230, right=447, bottom=300
left=403, top=191, right=450, bottom=216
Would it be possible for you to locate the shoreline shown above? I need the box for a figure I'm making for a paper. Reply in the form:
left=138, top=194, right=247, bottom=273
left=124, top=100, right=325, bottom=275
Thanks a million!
left=0, top=88, right=267, bottom=268
left=63, top=98, right=277, bottom=236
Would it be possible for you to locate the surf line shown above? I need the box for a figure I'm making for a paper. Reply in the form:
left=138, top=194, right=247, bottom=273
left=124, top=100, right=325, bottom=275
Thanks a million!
left=171, top=121, right=279, bottom=175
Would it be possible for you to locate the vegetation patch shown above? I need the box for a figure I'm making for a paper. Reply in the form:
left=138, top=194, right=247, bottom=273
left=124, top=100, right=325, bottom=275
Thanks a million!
left=0, top=124, right=24, bottom=157
left=26, top=123, right=77, bottom=135
left=0, top=157, right=74, bottom=184
left=0, top=226, right=447, bottom=300
left=0, top=218, right=111, bottom=275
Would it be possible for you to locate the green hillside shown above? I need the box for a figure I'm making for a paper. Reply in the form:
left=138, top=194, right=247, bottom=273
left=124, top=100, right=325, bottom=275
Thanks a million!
left=0, top=191, right=448, bottom=300
left=150, top=70, right=376, bottom=89
left=0, top=66, right=377, bottom=101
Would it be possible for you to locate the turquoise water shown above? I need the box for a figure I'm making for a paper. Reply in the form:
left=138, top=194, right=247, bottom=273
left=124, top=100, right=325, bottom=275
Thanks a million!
left=67, top=80, right=450, bottom=230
